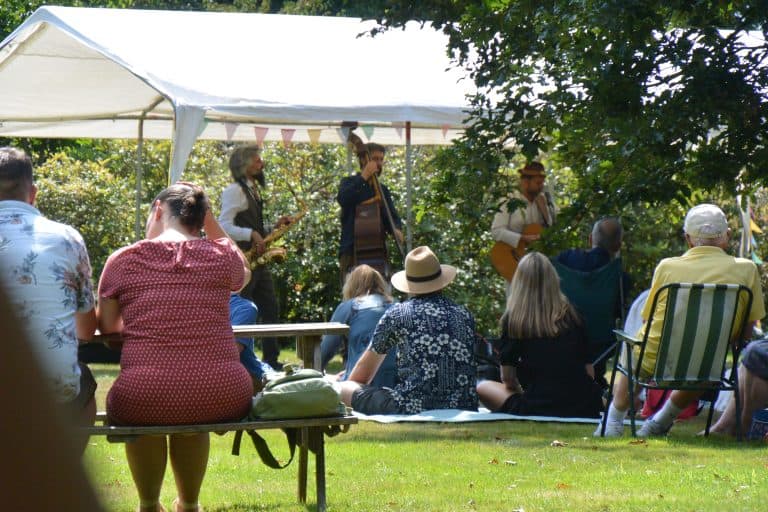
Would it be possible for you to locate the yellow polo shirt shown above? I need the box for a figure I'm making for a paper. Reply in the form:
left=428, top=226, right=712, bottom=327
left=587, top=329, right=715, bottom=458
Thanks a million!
left=638, top=246, right=766, bottom=374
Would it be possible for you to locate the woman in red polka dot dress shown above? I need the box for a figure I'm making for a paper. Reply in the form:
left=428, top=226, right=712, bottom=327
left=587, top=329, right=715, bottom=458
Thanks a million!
left=97, top=183, right=253, bottom=512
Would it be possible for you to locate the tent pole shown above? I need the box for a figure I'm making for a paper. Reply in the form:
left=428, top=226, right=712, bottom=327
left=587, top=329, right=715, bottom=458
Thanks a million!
left=134, top=117, right=145, bottom=241
left=405, top=121, right=412, bottom=253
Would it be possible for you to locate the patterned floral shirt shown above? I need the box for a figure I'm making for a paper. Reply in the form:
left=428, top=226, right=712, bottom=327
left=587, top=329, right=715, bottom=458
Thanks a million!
left=370, top=293, right=478, bottom=413
left=0, top=200, right=95, bottom=402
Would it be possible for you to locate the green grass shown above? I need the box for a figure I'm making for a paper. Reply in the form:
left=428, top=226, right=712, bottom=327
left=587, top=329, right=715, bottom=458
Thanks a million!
left=84, top=361, right=768, bottom=512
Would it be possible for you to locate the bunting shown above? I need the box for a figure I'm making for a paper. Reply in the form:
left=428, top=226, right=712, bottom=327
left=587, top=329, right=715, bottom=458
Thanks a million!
left=337, top=126, right=351, bottom=143
left=441, top=124, right=450, bottom=138
left=392, top=122, right=404, bottom=139
left=280, top=128, right=296, bottom=148
left=254, top=126, right=268, bottom=147
left=307, top=128, right=322, bottom=145
left=224, top=122, right=238, bottom=141
left=361, top=124, right=375, bottom=140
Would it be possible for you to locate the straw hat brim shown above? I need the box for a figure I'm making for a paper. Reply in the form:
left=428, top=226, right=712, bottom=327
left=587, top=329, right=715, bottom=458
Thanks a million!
left=391, top=264, right=457, bottom=294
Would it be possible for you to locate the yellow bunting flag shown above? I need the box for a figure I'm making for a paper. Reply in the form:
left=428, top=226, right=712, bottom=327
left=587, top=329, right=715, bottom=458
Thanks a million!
left=307, top=129, right=322, bottom=145
left=750, top=219, right=763, bottom=234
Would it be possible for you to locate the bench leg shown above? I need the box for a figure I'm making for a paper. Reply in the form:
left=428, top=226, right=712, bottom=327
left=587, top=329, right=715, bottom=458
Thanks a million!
left=298, top=427, right=309, bottom=503
left=297, top=335, right=322, bottom=370
left=312, top=427, right=326, bottom=512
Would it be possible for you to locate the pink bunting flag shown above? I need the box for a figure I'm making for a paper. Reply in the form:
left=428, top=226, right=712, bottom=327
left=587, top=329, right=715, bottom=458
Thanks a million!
left=281, top=128, right=296, bottom=148
left=392, top=122, right=404, bottom=139
left=307, top=129, right=322, bottom=145
left=441, top=124, right=451, bottom=138
left=254, top=126, right=269, bottom=147
left=361, top=125, right=375, bottom=140
left=224, top=122, right=238, bottom=141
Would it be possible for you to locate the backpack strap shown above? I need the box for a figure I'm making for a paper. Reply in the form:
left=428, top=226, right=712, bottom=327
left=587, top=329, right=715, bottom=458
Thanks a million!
left=231, top=428, right=298, bottom=469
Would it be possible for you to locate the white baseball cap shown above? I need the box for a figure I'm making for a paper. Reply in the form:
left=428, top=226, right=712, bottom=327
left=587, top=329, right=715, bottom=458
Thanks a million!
left=683, top=204, right=729, bottom=239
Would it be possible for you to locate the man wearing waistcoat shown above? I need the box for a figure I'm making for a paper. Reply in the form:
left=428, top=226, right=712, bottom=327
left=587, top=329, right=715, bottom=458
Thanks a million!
left=219, top=145, right=290, bottom=370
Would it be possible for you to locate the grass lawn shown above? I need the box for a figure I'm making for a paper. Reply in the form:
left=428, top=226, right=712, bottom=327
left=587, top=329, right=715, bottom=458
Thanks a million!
left=84, top=359, right=768, bottom=512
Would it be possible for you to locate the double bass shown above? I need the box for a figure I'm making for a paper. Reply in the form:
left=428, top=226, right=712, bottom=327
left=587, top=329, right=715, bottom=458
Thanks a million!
left=347, top=130, right=405, bottom=277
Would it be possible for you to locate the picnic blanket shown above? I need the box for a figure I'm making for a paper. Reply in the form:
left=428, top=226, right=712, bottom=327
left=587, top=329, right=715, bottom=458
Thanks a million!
left=353, top=408, right=617, bottom=424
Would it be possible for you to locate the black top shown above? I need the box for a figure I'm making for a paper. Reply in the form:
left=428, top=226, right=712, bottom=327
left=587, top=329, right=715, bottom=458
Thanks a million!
left=336, top=173, right=402, bottom=257
left=496, top=321, right=603, bottom=418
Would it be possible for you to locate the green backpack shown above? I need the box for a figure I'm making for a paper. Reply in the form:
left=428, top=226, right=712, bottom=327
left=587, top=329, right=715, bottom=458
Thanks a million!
left=250, top=368, right=345, bottom=420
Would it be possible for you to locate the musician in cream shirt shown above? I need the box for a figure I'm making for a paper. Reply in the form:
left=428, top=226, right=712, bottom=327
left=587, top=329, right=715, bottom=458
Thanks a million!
left=219, top=145, right=290, bottom=369
left=490, top=161, right=557, bottom=285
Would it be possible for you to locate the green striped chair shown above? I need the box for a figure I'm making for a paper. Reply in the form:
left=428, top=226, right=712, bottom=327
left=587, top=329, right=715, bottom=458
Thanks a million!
left=601, top=283, right=753, bottom=439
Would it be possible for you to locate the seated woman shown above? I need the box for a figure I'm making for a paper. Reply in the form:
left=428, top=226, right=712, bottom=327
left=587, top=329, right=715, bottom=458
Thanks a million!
left=97, top=184, right=253, bottom=512
left=477, top=252, right=603, bottom=418
left=320, top=264, right=396, bottom=387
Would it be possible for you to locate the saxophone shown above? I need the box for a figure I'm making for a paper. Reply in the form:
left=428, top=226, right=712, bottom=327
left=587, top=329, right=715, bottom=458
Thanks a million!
left=246, top=197, right=308, bottom=269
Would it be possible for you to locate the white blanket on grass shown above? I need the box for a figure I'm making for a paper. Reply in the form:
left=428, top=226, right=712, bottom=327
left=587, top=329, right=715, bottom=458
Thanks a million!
left=353, top=408, right=614, bottom=424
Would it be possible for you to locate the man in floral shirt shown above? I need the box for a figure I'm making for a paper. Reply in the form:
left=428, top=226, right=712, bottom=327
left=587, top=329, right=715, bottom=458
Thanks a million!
left=0, top=147, right=97, bottom=451
left=339, top=246, right=478, bottom=414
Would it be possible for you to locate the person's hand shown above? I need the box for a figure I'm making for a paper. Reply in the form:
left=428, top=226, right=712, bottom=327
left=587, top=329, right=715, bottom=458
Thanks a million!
left=521, top=233, right=540, bottom=243
left=275, top=215, right=292, bottom=229
left=393, top=228, right=404, bottom=245
left=361, top=159, right=379, bottom=181
left=250, top=231, right=266, bottom=255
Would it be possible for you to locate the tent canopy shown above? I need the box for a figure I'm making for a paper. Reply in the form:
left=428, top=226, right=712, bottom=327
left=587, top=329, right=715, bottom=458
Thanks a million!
left=0, top=6, right=474, bottom=180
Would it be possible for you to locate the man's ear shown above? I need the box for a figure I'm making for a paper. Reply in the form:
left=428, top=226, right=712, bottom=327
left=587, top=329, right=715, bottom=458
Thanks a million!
left=28, top=184, right=38, bottom=205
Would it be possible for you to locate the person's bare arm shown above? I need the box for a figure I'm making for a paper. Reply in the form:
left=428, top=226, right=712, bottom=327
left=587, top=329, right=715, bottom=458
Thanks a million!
left=347, top=349, right=386, bottom=385
left=75, top=309, right=97, bottom=342
left=203, top=208, right=252, bottom=289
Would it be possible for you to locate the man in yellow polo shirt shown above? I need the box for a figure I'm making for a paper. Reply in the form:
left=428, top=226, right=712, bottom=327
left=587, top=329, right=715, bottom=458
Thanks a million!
left=599, top=204, right=765, bottom=437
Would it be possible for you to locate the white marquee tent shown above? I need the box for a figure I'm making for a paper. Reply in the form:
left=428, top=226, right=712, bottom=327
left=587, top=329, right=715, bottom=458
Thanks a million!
left=0, top=6, right=474, bottom=183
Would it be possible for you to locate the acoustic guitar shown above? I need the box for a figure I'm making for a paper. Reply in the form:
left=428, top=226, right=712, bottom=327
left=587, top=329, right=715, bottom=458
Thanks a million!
left=489, top=223, right=543, bottom=281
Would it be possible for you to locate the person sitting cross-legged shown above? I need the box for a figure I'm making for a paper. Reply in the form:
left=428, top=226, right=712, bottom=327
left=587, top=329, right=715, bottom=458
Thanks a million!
left=597, top=204, right=765, bottom=437
left=477, top=252, right=603, bottom=418
left=709, top=338, right=768, bottom=438
left=338, top=246, right=478, bottom=415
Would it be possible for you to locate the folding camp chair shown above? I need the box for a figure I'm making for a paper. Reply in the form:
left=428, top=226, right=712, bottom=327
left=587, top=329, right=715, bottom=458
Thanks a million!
left=552, top=258, right=625, bottom=378
left=600, top=283, right=752, bottom=439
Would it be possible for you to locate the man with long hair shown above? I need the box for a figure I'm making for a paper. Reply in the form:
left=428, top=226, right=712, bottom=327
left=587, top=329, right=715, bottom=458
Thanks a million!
left=219, top=145, right=290, bottom=369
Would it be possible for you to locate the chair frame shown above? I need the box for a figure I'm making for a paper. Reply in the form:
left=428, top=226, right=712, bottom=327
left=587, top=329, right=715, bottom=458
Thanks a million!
left=600, top=282, right=752, bottom=440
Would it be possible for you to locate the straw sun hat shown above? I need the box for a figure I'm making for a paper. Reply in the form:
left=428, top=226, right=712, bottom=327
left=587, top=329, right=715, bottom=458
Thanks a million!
left=391, top=246, right=457, bottom=294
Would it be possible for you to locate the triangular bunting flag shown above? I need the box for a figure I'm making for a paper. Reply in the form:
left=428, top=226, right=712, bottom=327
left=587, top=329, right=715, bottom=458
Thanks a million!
left=752, top=235, right=759, bottom=248
left=752, top=252, right=763, bottom=265
left=751, top=218, right=763, bottom=234
left=280, top=128, right=296, bottom=148
left=224, top=122, right=238, bottom=141
left=392, top=122, right=404, bottom=139
left=307, top=128, right=322, bottom=145
left=441, top=124, right=450, bottom=138
left=337, top=127, right=351, bottom=143
left=361, top=125, right=375, bottom=140
left=254, top=126, right=268, bottom=146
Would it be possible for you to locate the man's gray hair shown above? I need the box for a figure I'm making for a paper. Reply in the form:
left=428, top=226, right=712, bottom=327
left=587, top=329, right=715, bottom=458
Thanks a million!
left=591, top=217, right=623, bottom=254
left=228, top=145, right=261, bottom=181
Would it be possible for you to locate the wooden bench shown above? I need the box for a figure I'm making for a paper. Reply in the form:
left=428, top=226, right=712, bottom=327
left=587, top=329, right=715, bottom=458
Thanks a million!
left=88, top=322, right=354, bottom=511
left=94, top=322, right=350, bottom=371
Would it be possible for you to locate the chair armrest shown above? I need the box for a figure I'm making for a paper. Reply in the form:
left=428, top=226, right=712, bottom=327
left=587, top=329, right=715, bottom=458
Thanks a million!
left=613, top=329, right=643, bottom=346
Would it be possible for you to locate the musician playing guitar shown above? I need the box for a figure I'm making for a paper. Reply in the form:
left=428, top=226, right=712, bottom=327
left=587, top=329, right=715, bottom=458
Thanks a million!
left=490, top=161, right=557, bottom=284
left=337, top=141, right=404, bottom=285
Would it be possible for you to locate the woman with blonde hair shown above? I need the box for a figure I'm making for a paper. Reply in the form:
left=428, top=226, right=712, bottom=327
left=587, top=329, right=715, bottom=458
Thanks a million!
left=320, top=264, right=397, bottom=387
left=477, top=252, right=603, bottom=417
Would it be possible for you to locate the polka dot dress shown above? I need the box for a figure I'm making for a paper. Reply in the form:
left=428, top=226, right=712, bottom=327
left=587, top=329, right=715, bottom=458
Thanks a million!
left=101, top=238, right=253, bottom=426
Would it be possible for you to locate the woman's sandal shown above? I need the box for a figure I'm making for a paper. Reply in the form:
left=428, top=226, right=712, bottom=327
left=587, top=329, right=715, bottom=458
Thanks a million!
left=172, top=497, right=203, bottom=512
left=137, top=502, right=166, bottom=512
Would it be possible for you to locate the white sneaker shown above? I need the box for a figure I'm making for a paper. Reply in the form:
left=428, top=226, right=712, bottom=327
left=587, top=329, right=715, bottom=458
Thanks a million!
left=637, top=418, right=671, bottom=437
left=594, top=421, right=624, bottom=437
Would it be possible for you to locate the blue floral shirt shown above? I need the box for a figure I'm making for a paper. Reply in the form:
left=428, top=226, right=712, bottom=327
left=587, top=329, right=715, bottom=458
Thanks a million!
left=370, top=293, right=478, bottom=413
left=0, top=200, right=95, bottom=402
